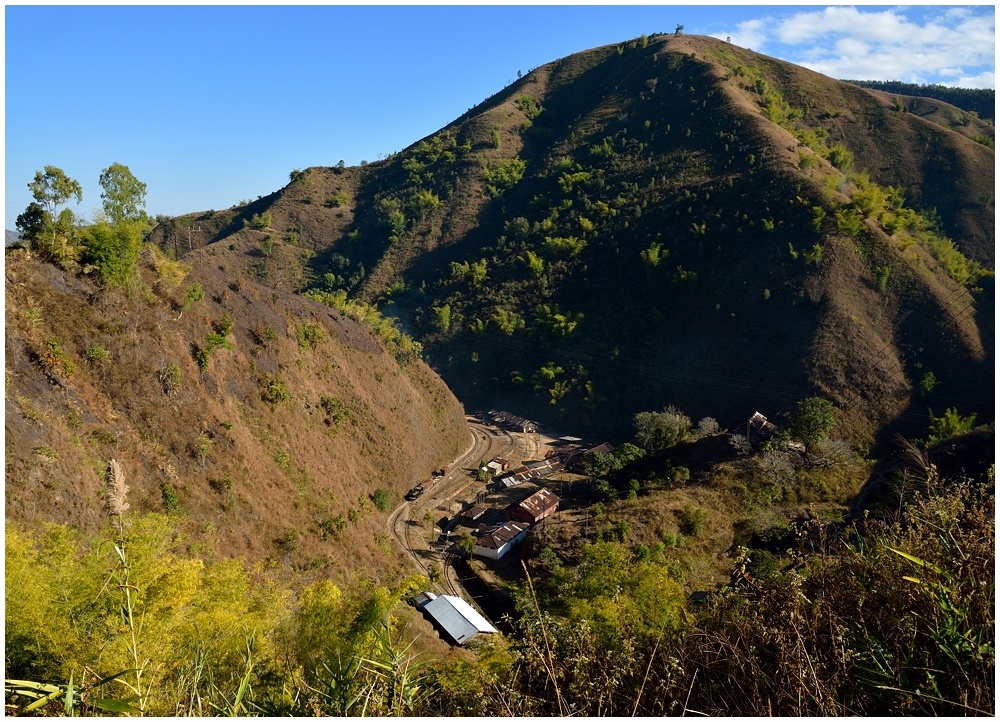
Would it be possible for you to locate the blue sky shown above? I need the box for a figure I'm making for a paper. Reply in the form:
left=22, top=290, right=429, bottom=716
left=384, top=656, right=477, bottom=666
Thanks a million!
left=5, top=5, right=995, bottom=231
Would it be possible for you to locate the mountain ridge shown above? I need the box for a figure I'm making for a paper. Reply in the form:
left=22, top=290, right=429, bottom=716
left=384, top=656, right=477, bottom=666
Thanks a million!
left=148, top=33, right=994, bottom=445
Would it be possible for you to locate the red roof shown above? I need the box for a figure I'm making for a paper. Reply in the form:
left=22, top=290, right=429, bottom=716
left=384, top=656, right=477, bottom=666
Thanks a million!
left=510, top=488, right=559, bottom=518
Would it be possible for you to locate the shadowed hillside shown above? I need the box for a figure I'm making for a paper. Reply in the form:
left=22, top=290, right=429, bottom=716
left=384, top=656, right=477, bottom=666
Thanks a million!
left=150, top=33, right=994, bottom=448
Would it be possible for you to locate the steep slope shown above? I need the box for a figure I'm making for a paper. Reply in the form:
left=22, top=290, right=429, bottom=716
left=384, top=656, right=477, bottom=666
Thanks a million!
left=5, top=246, right=468, bottom=575
left=150, top=33, right=994, bottom=445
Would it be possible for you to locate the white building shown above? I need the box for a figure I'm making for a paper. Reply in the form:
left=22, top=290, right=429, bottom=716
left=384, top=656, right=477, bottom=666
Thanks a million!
left=473, top=521, right=530, bottom=560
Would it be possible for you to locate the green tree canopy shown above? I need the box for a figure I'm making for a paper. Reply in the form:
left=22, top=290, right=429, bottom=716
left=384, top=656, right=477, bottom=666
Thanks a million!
left=633, top=406, right=691, bottom=452
left=789, top=396, right=836, bottom=446
left=99, top=162, right=148, bottom=224
left=28, top=165, right=82, bottom=218
left=19, top=166, right=84, bottom=266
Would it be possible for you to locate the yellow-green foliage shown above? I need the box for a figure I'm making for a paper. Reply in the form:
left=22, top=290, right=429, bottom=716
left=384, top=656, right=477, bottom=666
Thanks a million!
left=521, top=249, right=545, bottom=278
left=533, top=303, right=583, bottom=337
left=541, top=235, right=586, bottom=258
left=483, top=158, right=527, bottom=198
left=305, top=289, right=423, bottom=364
left=6, top=511, right=432, bottom=717
left=919, top=232, right=991, bottom=286
left=144, top=243, right=190, bottom=290
left=557, top=171, right=591, bottom=194
left=408, top=188, right=442, bottom=219
left=826, top=170, right=991, bottom=286
left=291, top=579, right=344, bottom=669
left=516, top=95, right=543, bottom=120
left=449, top=258, right=489, bottom=288
left=295, top=321, right=326, bottom=350
left=5, top=516, right=290, bottom=715
left=849, top=171, right=890, bottom=219
left=80, top=220, right=145, bottom=289
left=491, top=307, right=526, bottom=335
left=640, top=241, right=667, bottom=268
left=559, top=542, right=688, bottom=640
left=432, top=304, right=452, bottom=332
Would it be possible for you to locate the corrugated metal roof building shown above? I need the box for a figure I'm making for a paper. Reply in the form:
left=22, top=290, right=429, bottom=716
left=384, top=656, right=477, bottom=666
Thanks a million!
left=423, top=594, right=498, bottom=645
left=506, top=487, right=560, bottom=524
left=473, top=520, right=530, bottom=559
left=497, top=456, right=564, bottom=488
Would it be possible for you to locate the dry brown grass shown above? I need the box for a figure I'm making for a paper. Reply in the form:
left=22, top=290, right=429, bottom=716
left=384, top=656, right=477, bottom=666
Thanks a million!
left=4, top=248, right=468, bottom=582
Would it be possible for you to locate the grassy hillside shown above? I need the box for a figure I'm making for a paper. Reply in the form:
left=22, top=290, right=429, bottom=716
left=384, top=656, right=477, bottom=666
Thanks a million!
left=4, top=245, right=468, bottom=576
left=150, top=34, right=993, bottom=449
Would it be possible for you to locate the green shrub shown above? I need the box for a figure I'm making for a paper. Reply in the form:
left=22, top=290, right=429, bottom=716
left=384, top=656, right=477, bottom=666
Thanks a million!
left=85, top=343, right=111, bottom=365
left=808, top=206, right=826, bottom=232
left=432, top=305, right=451, bottom=333
left=371, top=488, right=391, bottom=512
left=918, top=371, right=939, bottom=395
left=319, top=395, right=350, bottom=432
left=679, top=504, right=706, bottom=536
left=214, top=313, right=234, bottom=337
left=803, top=243, right=824, bottom=266
left=516, top=95, right=542, bottom=120
left=80, top=221, right=144, bottom=288
left=876, top=265, right=892, bottom=291
left=826, top=143, right=854, bottom=171
left=295, top=322, right=326, bottom=349
left=541, top=235, right=586, bottom=258
left=160, top=482, right=180, bottom=513
left=926, top=407, right=976, bottom=443
left=182, top=282, right=204, bottom=310
left=244, top=211, right=272, bottom=230
left=261, top=374, right=289, bottom=404
left=41, top=338, right=74, bottom=376
left=483, top=158, right=527, bottom=198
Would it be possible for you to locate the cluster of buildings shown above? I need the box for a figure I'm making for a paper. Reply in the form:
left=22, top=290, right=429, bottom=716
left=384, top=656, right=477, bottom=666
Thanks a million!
left=415, top=486, right=561, bottom=646
left=462, top=486, right=560, bottom=560
left=416, top=410, right=794, bottom=646
left=414, top=423, right=620, bottom=646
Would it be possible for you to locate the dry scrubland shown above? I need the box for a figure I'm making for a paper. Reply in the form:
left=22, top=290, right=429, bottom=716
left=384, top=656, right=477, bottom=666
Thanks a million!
left=5, top=247, right=467, bottom=574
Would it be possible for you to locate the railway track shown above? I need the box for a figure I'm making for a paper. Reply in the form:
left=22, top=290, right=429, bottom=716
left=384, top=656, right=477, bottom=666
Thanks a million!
left=388, top=419, right=515, bottom=598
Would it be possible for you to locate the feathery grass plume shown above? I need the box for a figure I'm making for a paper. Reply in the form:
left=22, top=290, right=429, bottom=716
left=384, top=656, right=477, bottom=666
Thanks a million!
left=105, top=458, right=130, bottom=517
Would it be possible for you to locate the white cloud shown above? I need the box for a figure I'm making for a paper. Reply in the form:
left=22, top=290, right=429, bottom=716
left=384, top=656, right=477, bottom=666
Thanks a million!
left=776, top=7, right=911, bottom=45
left=709, top=17, right=770, bottom=51
left=951, top=70, right=996, bottom=90
left=713, top=6, right=995, bottom=88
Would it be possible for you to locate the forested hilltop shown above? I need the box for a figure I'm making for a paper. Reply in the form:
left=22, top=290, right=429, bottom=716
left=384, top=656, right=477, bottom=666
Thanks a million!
left=7, top=32, right=994, bottom=717
left=844, top=79, right=995, bottom=121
